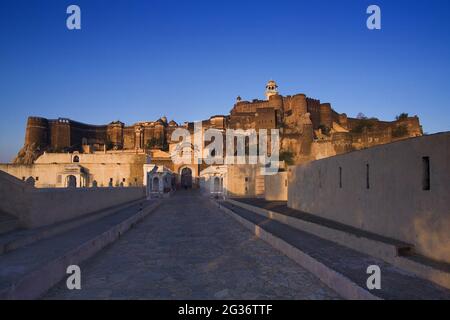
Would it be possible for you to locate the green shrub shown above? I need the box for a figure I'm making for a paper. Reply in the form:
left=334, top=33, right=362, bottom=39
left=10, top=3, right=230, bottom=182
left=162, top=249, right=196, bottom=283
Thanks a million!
left=351, top=118, right=379, bottom=134
left=392, top=124, right=409, bottom=138
left=146, top=137, right=168, bottom=151
left=396, top=113, right=409, bottom=120
left=105, top=140, right=114, bottom=150
left=279, top=150, right=295, bottom=165
left=318, top=125, right=331, bottom=136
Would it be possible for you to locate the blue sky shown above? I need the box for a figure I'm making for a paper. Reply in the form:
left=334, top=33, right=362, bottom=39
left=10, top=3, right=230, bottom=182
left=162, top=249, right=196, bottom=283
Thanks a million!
left=0, top=0, right=449, bottom=162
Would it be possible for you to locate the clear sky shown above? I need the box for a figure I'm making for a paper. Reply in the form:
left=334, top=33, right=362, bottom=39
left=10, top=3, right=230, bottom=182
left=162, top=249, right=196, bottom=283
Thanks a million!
left=0, top=0, right=449, bottom=162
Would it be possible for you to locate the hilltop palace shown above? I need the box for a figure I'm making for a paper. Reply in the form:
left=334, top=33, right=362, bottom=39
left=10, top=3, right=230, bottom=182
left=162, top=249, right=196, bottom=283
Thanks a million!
left=0, top=81, right=422, bottom=196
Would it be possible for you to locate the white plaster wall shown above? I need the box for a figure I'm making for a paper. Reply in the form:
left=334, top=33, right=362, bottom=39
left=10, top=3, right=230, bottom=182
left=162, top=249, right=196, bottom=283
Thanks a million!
left=0, top=163, right=144, bottom=188
left=225, top=164, right=259, bottom=197
left=264, top=172, right=288, bottom=201
left=288, top=133, right=450, bottom=263
left=35, top=152, right=149, bottom=164
left=199, top=166, right=227, bottom=195
left=0, top=171, right=32, bottom=223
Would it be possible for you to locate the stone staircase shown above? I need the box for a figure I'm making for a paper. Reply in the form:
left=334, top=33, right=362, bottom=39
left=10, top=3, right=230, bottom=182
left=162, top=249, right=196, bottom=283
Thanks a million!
left=213, top=198, right=450, bottom=299
left=0, top=199, right=161, bottom=299
left=225, top=198, right=450, bottom=290
left=0, top=198, right=146, bottom=256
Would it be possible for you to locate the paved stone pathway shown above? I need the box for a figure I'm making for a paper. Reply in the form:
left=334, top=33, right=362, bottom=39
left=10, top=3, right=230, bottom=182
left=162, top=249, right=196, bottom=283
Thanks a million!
left=44, top=191, right=339, bottom=299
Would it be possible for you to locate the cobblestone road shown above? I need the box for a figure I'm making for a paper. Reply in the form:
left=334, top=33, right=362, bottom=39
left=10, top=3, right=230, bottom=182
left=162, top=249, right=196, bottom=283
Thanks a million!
left=45, top=191, right=339, bottom=299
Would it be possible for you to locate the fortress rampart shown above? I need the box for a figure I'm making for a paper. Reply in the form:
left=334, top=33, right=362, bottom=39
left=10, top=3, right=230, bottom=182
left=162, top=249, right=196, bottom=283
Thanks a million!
left=25, top=117, right=49, bottom=148
left=15, top=81, right=423, bottom=165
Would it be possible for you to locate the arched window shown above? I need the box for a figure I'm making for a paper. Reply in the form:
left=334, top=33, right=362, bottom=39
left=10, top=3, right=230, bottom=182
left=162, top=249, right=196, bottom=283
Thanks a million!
left=152, top=177, right=160, bottom=192
left=73, top=156, right=80, bottom=163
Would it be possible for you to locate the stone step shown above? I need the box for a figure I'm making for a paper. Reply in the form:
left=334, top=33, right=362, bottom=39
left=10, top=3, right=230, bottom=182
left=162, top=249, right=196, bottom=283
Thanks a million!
left=227, top=198, right=412, bottom=256
left=0, top=199, right=161, bottom=299
left=214, top=200, right=450, bottom=300
left=226, top=198, right=450, bottom=290
left=0, top=198, right=146, bottom=256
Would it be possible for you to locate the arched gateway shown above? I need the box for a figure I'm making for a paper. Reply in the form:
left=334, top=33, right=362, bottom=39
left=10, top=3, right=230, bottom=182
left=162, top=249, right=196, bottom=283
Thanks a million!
left=67, top=175, right=77, bottom=188
left=180, top=167, right=193, bottom=189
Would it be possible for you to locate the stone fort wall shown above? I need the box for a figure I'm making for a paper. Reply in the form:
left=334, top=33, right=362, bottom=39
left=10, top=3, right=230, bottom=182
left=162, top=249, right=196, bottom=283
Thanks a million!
left=25, top=117, right=171, bottom=150
left=16, top=85, right=423, bottom=167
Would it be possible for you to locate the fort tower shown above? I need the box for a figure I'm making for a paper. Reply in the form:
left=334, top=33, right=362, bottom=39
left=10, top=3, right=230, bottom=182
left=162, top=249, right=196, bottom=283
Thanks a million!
left=265, top=80, right=279, bottom=100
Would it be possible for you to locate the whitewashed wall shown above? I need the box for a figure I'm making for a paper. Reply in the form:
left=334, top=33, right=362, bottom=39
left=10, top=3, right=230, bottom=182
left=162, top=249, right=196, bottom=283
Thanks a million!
left=288, top=132, right=450, bottom=263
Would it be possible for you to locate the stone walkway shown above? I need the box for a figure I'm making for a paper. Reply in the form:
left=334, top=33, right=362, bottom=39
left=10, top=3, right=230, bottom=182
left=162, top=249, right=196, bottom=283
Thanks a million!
left=44, top=191, right=339, bottom=299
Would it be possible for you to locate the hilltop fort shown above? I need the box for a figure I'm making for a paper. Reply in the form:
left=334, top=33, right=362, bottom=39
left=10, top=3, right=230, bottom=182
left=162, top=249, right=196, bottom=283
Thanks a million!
left=14, top=80, right=422, bottom=167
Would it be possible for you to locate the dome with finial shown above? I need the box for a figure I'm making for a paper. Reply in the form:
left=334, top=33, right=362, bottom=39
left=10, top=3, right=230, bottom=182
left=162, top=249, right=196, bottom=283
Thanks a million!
left=265, top=80, right=279, bottom=100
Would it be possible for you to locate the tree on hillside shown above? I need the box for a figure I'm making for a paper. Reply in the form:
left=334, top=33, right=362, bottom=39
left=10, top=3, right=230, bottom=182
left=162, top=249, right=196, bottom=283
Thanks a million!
left=396, top=113, right=409, bottom=120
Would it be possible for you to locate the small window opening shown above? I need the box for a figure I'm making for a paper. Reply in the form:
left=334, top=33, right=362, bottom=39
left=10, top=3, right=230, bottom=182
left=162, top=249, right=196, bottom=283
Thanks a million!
left=422, top=157, right=430, bottom=191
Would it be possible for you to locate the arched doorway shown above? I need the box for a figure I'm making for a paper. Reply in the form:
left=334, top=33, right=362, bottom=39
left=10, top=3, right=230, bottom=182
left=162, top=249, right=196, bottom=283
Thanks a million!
left=67, top=175, right=77, bottom=188
left=213, top=176, right=221, bottom=193
left=152, top=176, right=160, bottom=192
left=180, top=167, right=193, bottom=189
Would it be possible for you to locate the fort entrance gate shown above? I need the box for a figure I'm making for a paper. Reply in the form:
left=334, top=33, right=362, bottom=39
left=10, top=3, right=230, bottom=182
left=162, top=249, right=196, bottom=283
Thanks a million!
left=67, top=175, right=77, bottom=188
left=180, top=167, right=193, bottom=189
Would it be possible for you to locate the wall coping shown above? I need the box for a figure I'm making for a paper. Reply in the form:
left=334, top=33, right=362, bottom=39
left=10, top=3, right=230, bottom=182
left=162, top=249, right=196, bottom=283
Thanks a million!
left=289, top=131, right=449, bottom=169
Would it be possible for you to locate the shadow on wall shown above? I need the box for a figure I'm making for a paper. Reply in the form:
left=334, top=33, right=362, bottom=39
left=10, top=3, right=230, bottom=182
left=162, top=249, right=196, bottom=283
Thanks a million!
left=287, top=132, right=450, bottom=264
left=413, top=211, right=450, bottom=263
left=264, top=172, right=288, bottom=201
left=226, top=165, right=257, bottom=197
left=0, top=170, right=145, bottom=229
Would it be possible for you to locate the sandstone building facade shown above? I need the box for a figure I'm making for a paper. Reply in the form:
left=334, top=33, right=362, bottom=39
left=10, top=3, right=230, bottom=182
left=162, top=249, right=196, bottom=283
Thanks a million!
left=0, top=151, right=150, bottom=188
